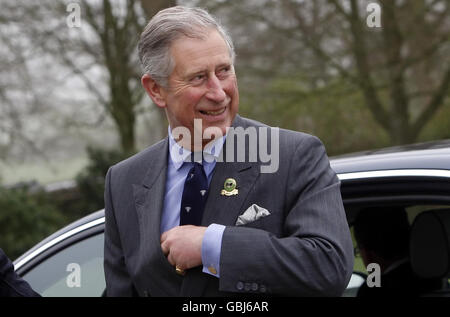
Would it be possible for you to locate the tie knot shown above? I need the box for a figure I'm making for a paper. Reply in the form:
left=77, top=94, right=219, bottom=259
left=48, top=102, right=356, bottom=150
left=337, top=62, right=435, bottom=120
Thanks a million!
left=191, top=162, right=206, bottom=179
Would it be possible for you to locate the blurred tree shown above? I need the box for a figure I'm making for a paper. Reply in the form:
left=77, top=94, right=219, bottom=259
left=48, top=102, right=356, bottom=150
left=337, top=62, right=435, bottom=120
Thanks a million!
left=334, top=0, right=450, bottom=145
left=139, top=0, right=176, bottom=139
left=0, top=186, right=66, bottom=260
left=198, top=0, right=450, bottom=146
left=75, top=146, right=128, bottom=215
left=14, top=0, right=176, bottom=157
left=1, top=0, right=448, bottom=164
left=78, top=0, right=175, bottom=154
left=0, top=2, right=55, bottom=162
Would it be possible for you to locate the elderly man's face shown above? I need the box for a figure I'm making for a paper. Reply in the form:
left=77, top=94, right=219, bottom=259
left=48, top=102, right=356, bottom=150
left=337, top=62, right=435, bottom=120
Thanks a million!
left=160, top=30, right=239, bottom=148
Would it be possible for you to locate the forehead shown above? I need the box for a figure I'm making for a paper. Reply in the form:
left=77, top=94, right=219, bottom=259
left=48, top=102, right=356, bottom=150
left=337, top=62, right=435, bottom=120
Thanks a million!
left=169, top=30, right=232, bottom=76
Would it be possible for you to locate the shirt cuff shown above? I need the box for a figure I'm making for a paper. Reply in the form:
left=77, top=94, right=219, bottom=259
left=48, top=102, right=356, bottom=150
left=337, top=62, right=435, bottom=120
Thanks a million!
left=201, top=223, right=226, bottom=278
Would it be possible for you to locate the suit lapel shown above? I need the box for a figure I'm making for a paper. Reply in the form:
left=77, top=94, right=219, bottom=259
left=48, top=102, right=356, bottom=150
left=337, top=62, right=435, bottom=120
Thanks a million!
left=202, top=160, right=259, bottom=226
left=133, top=138, right=167, bottom=253
left=133, top=138, right=183, bottom=295
left=203, top=115, right=261, bottom=226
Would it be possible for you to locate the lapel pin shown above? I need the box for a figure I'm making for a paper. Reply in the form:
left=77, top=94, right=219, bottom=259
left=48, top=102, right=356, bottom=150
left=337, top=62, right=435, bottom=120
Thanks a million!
left=221, top=178, right=238, bottom=196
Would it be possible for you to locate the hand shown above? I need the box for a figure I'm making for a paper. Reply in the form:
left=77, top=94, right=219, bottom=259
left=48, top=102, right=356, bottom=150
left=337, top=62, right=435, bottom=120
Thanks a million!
left=160, top=225, right=207, bottom=271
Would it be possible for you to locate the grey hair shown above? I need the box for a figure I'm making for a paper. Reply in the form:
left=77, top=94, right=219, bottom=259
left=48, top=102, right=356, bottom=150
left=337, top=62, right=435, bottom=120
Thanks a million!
left=138, top=6, right=235, bottom=87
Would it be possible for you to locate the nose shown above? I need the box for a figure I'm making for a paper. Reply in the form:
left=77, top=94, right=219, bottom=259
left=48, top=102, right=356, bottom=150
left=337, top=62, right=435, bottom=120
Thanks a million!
left=205, top=74, right=226, bottom=103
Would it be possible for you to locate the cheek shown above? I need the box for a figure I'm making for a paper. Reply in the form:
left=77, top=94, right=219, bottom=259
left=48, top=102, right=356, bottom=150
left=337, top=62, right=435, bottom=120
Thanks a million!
left=169, top=80, right=204, bottom=107
left=224, top=77, right=239, bottom=98
left=224, top=81, right=239, bottom=113
left=176, top=89, right=205, bottom=109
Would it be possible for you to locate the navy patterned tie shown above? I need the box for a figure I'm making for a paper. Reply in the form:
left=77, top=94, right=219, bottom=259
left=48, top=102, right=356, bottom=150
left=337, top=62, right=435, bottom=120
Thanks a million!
left=180, top=162, right=209, bottom=226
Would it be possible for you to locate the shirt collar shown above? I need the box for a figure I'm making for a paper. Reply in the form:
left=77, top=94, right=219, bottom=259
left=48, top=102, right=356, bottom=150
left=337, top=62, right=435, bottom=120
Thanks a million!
left=168, top=126, right=226, bottom=171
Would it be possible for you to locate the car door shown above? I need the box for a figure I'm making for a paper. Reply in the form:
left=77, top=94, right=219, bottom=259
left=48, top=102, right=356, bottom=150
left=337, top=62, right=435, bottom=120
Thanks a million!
left=15, top=220, right=105, bottom=297
left=340, top=171, right=450, bottom=296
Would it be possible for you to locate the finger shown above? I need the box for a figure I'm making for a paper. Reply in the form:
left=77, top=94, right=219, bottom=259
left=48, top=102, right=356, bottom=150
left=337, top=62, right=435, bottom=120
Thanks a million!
left=161, top=240, right=169, bottom=256
left=160, top=230, right=168, bottom=244
left=167, top=251, right=175, bottom=266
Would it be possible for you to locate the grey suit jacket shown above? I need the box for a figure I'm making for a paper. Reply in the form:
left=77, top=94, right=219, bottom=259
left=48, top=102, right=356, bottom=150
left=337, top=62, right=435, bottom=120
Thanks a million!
left=104, top=115, right=354, bottom=296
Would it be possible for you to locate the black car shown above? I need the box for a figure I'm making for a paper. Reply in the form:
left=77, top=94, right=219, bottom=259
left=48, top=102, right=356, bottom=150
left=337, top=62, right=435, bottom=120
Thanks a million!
left=13, top=140, right=450, bottom=296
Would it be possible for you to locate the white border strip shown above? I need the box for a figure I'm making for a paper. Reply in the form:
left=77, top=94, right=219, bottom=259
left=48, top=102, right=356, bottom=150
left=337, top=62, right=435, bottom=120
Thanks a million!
left=338, top=169, right=450, bottom=181
left=14, top=217, right=105, bottom=271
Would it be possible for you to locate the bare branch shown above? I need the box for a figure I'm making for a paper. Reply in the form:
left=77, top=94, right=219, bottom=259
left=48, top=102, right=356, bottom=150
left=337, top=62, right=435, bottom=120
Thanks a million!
left=242, top=1, right=359, bottom=84
left=53, top=36, right=110, bottom=110
left=401, top=32, right=450, bottom=72
left=345, top=0, right=390, bottom=131
left=380, top=0, right=409, bottom=125
left=413, top=64, right=450, bottom=134
left=327, top=0, right=351, bottom=20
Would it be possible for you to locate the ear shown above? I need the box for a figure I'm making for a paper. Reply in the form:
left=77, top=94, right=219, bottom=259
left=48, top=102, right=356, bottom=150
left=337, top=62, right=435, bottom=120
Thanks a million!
left=141, top=74, right=167, bottom=108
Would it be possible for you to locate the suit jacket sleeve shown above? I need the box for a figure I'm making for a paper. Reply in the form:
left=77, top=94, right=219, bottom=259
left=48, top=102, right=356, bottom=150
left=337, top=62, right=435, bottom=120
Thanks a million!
left=219, top=135, right=354, bottom=296
left=104, top=166, right=138, bottom=296
left=0, top=248, right=40, bottom=297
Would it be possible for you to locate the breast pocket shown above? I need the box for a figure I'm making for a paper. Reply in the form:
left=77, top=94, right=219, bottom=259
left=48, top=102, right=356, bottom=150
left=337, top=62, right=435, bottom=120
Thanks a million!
left=239, top=213, right=284, bottom=237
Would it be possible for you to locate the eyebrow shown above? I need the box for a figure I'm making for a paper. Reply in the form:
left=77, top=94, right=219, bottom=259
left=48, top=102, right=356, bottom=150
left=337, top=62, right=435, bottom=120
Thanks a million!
left=184, top=63, right=232, bottom=79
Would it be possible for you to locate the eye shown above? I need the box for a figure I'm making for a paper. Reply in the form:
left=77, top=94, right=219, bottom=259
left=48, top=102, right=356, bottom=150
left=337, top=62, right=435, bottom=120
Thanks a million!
left=217, top=66, right=232, bottom=79
left=219, top=66, right=231, bottom=73
left=190, top=73, right=206, bottom=84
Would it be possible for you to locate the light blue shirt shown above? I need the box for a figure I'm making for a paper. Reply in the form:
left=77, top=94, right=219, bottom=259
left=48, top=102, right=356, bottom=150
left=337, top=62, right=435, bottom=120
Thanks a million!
left=160, top=127, right=226, bottom=278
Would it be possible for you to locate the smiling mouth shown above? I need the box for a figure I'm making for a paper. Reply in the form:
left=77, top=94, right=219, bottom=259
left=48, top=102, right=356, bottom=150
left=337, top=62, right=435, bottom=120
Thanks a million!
left=199, top=107, right=226, bottom=116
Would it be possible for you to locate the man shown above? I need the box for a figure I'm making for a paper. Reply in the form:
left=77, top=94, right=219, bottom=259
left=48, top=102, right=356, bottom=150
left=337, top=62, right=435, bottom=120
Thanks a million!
left=0, top=248, right=40, bottom=297
left=354, top=206, right=441, bottom=297
left=104, top=6, right=353, bottom=296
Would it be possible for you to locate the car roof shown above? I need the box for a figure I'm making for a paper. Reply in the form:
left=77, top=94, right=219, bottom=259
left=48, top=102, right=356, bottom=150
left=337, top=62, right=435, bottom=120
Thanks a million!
left=330, top=139, right=450, bottom=174
left=14, top=209, right=105, bottom=269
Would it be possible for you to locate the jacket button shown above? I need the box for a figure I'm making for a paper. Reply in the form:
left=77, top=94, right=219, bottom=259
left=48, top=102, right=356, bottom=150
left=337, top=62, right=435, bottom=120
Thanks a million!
left=236, top=281, right=244, bottom=291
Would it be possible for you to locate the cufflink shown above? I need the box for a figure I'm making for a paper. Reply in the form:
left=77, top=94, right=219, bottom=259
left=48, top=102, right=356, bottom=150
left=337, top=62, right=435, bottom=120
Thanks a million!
left=208, top=266, right=217, bottom=275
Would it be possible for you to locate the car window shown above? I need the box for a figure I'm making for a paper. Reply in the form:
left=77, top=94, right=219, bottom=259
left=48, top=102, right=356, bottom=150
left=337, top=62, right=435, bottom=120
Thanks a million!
left=350, top=204, right=450, bottom=273
left=346, top=204, right=450, bottom=296
left=22, top=233, right=105, bottom=297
